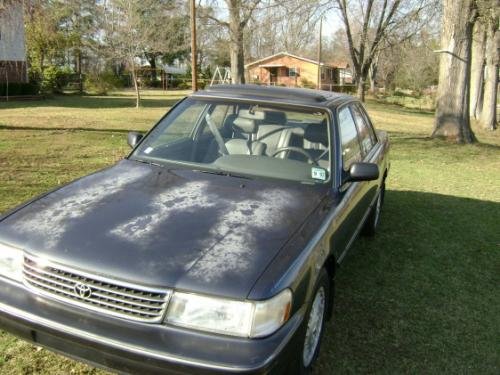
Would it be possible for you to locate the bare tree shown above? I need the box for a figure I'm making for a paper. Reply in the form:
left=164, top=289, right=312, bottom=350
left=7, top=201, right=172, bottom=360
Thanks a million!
left=432, top=0, right=477, bottom=143
left=200, top=0, right=264, bottom=84
left=247, top=0, right=323, bottom=59
left=334, top=0, right=436, bottom=101
left=102, top=0, right=176, bottom=107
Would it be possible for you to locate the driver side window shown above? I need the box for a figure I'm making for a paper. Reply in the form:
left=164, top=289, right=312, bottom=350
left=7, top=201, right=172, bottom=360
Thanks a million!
left=338, top=106, right=362, bottom=171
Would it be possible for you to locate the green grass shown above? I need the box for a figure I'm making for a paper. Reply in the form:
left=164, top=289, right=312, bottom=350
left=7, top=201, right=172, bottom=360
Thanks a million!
left=0, top=90, right=499, bottom=374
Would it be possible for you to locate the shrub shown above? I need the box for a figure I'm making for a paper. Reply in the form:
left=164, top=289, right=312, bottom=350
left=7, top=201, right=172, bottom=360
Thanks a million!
left=300, top=77, right=316, bottom=89
left=41, top=65, right=73, bottom=93
left=84, top=72, right=124, bottom=95
left=177, top=80, right=191, bottom=90
left=333, top=85, right=356, bottom=94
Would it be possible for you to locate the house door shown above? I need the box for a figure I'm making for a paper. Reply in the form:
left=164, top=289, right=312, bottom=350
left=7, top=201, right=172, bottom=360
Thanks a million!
left=269, top=68, right=278, bottom=84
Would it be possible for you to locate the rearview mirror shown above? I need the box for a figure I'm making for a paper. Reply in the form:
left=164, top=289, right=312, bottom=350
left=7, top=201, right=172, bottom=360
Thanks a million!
left=348, top=162, right=379, bottom=182
left=127, top=132, right=143, bottom=148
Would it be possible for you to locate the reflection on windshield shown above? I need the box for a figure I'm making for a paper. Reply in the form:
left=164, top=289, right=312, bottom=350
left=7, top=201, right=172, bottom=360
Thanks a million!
left=131, top=98, right=331, bottom=183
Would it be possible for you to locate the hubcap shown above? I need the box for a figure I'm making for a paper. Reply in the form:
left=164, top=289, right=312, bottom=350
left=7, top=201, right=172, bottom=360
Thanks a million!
left=303, top=286, right=326, bottom=367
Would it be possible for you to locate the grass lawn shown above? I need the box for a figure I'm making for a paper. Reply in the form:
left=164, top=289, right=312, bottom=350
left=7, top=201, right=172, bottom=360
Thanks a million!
left=0, top=90, right=499, bottom=374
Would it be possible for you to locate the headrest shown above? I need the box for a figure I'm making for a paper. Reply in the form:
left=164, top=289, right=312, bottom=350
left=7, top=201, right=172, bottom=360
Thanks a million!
left=264, top=111, right=287, bottom=125
left=233, top=117, right=258, bottom=134
left=239, top=109, right=265, bottom=120
left=304, top=121, right=328, bottom=146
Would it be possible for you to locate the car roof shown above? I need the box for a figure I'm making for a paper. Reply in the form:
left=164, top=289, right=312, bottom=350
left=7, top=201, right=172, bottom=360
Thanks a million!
left=190, top=84, right=355, bottom=108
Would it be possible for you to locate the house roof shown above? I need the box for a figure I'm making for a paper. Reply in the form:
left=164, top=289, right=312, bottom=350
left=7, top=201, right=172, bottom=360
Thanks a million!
left=245, top=52, right=346, bottom=69
left=327, top=61, right=350, bottom=69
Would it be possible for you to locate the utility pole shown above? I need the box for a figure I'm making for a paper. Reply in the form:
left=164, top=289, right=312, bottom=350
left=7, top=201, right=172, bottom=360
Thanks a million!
left=190, top=0, right=198, bottom=91
left=317, top=17, right=323, bottom=90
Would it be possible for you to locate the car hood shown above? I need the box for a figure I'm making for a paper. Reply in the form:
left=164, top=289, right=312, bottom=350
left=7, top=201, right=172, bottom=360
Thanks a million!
left=0, top=160, right=327, bottom=298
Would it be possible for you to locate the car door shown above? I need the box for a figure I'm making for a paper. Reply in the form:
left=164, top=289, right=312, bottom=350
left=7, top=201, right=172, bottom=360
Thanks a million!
left=350, top=103, right=379, bottom=211
left=331, top=104, right=365, bottom=261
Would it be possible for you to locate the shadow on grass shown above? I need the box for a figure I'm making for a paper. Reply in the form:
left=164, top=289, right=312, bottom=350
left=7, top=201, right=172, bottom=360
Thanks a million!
left=0, top=95, right=182, bottom=110
left=315, top=190, right=499, bottom=374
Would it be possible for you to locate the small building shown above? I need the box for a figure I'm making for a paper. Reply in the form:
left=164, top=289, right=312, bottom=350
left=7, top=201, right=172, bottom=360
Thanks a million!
left=0, top=0, right=28, bottom=83
left=328, top=61, right=353, bottom=85
left=245, top=52, right=350, bottom=89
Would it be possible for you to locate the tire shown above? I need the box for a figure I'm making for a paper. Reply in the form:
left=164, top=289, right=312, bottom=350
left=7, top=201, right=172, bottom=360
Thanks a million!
left=298, top=269, right=330, bottom=374
left=362, top=184, right=385, bottom=237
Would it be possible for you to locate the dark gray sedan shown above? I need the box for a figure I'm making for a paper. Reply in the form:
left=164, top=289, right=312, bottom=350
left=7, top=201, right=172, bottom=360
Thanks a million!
left=0, top=85, right=389, bottom=374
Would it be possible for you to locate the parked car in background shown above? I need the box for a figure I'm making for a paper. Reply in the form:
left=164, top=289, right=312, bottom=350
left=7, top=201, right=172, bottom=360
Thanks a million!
left=0, top=85, right=389, bottom=374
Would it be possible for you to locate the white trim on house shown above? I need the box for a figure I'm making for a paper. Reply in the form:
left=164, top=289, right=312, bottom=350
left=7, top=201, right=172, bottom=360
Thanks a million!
left=245, top=52, right=333, bottom=68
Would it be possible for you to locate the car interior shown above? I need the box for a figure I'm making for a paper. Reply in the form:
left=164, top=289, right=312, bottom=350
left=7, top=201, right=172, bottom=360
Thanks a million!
left=200, top=106, right=330, bottom=169
left=135, top=100, right=331, bottom=182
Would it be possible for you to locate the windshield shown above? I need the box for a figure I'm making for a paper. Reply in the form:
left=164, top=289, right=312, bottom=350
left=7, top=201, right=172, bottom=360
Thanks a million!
left=131, top=98, right=331, bottom=184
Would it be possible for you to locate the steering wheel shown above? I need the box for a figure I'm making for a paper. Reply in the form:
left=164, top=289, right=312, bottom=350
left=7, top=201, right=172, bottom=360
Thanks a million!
left=271, top=147, right=318, bottom=165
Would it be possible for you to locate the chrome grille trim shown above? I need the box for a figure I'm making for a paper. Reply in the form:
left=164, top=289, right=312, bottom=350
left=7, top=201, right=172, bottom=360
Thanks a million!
left=23, top=255, right=171, bottom=323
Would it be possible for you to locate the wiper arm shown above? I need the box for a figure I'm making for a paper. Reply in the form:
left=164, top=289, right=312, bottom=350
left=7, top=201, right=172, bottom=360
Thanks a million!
left=193, top=169, right=253, bottom=180
left=132, top=158, right=162, bottom=167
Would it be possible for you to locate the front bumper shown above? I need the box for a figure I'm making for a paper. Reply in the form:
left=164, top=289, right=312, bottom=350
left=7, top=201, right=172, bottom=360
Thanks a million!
left=0, top=278, right=305, bottom=374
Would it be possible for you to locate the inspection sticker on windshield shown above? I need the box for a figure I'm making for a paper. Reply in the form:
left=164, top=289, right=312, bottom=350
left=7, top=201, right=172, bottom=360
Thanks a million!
left=311, top=167, right=326, bottom=181
left=144, top=147, right=153, bottom=154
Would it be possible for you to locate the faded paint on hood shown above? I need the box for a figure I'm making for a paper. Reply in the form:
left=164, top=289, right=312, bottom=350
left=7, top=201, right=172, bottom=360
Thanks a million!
left=0, top=160, right=327, bottom=298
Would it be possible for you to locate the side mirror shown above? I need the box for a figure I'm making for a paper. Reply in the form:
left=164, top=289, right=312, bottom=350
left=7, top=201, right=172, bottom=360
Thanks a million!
left=127, top=132, right=143, bottom=148
left=347, top=162, right=379, bottom=182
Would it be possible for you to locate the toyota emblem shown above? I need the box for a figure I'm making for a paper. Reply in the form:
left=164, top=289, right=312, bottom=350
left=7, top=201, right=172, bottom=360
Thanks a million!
left=74, top=283, right=93, bottom=299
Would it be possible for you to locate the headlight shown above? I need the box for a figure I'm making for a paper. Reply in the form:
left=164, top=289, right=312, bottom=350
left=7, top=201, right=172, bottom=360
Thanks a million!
left=166, top=289, right=292, bottom=338
left=0, top=242, right=24, bottom=282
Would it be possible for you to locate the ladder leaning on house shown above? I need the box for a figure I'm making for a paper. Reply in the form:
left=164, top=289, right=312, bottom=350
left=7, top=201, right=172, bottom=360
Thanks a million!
left=210, top=66, right=231, bottom=86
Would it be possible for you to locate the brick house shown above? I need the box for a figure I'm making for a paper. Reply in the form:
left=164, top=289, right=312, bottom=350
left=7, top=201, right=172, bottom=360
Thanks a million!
left=245, top=52, right=349, bottom=89
left=0, top=0, right=28, bottom=83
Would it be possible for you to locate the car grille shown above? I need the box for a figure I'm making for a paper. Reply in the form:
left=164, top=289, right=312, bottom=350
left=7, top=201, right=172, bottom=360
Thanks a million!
left=23, top=256, right=171, bottom=323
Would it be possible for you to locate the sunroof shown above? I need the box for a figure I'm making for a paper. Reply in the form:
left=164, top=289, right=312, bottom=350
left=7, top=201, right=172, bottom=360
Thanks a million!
left=203, top=84, right=332, bottom=103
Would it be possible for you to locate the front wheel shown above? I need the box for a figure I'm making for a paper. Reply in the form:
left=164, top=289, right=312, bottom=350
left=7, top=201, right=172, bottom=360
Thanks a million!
left=299, top=269, right=330, bottom=373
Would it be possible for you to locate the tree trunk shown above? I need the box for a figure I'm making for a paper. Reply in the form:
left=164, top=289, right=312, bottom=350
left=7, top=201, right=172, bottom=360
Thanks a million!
left=479, top=22, right=498, bottom=131
left=131, top=64, right=141, bottom=108
left=148, top=55, right=157, bottom=85
left=432, top=0, right=477, bottom=143
left=470, top=22, right=486, bottom=119
left=76, top=49, right=83, bottom=94
left=369, top=64, right=377, bottom=93
left=369, top=53, right=379, bottom=94
left=229, top=2, right=245, bottom=84
left=357, top=78, right=366, bottom=102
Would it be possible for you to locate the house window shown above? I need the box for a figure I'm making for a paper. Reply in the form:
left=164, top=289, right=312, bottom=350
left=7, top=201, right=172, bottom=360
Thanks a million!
left=321, top=68, right=325, bottom=80
left=289, top=67, right=298, bottom=77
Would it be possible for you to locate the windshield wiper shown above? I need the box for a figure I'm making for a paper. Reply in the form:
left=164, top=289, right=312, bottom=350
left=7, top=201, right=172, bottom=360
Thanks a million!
left=132, top=158, right=162, bottom=167
left=193, top=169, right=253, bottom=180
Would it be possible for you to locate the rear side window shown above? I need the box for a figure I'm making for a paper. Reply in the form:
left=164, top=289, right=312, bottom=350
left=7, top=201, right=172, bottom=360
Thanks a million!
left=350, top=104, right=375, bottom=155
left=338, top=107, right=362, bottom=171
